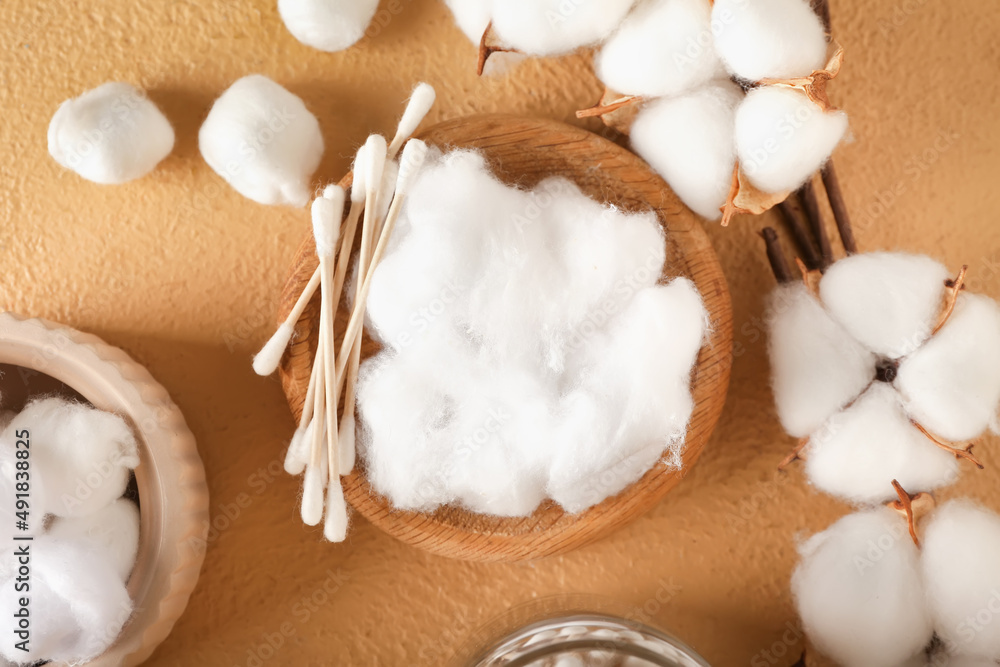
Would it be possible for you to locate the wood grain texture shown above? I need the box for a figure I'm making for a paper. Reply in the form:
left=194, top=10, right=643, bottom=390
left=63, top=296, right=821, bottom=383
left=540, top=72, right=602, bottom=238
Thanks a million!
left=276, top=115, right=733, bottom=562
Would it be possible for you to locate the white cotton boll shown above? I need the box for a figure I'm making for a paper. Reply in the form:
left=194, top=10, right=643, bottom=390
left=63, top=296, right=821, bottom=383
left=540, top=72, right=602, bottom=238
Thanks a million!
left=922, top=501, right=1000, bottom=659
left=897, top=293, right=1000, bottom=442
left=0, top=535, right=133, bottom=664
left=443, top=0, right=492, bottom=43
left=548, top=280, right=706, bottom=513
left=805, top=383, right=958, bottom=504
left=630, top=81, right=743, bottom=220
left=712, top=0, right=828, bottom=81
left=47, top=498, right=140, bottom=582
left=595, top=0, right=725, bottom=98
left=198, top=75, right=324, bottom=207
left=735, top=86, right=848, bottom=194
left=48, top=82, right=174, bottom=185
left=2, top=398, right=139, bottom=518
left=278, top=0, right=379, bottom=52
left=253, top=321, right=294, bottom=376
left=489, top=0, right=638, bottom=56
left=767, top=284, right=876, bottom=438
left=820, top=252, right=949, bottom=360
left=791, top=507, right=933, bottom=667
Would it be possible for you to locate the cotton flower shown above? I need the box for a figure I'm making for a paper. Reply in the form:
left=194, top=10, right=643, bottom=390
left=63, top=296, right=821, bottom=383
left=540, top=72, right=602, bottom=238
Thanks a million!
left=768, top=252, right=1000, bottom=504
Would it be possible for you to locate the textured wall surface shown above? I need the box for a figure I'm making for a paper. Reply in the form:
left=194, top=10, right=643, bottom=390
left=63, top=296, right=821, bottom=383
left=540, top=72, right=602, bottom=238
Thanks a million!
left=1, top=1, right=999, bottom=665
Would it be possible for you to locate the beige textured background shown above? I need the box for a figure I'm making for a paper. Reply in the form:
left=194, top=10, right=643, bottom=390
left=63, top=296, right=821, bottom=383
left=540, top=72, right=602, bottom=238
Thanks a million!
left=2, top=0, right=999, bottom=664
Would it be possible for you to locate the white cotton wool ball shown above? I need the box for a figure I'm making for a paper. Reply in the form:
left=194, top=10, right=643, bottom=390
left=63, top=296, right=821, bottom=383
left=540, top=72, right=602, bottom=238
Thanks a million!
left=0, top=410, right=13, bottom=432
left=47, top=498, right=140, bottom=583
left=2, top=398, right=139, bottom=518
left=922, top=501, right=1000, bottom=659
left=897, top=293, right=1000, bottom=443
left=735, top=86, right=848, bottom=194
left=198, top=75, right=324, bottom=207
left=767, top=284, right=876, bottom=438
left=805, top=383, right=958, bottom=504
left=595, top=0, right=725, bottom=98
left=548, top=280, right=706, bottom=513
left=791, top=507, right=934, bottom=667
left=489, top=0, right=638, bottom=56
left=278, top=0, right=379, bottom=52
left=48, top=82, right=174, bottom=185
left=712, top=0, right=828, bottom=81
left=0, top=450, right=46, bottom=538
left=0, top=535, right=133, bottom=664
left=820, top=252, right=949, bottom=360
left=630, top=81, right=744, bottom=220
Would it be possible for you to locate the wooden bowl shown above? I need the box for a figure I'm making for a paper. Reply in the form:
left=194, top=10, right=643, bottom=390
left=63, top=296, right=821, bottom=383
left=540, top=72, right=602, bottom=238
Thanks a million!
left=0, top=312, right=209, bottom=666
left=277, top=114, right=732, bottom=562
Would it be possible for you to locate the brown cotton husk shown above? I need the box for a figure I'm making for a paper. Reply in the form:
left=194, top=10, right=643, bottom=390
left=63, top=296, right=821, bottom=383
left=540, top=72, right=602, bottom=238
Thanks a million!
left=758, top=44, right=845, bottom=112
left=576, top=88, right=643, bottom=134
left=888, top=480, right=937, bottom=547
left=477, top=22, right=517, bottom=76
left=721, top=165, right=793, bottom=226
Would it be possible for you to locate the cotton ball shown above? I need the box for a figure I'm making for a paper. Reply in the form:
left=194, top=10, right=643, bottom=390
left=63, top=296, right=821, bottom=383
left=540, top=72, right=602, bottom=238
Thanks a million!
left=2, top=398, right=139, bottom=518
left=0, top=411, right=14, bottom=433
left=712, top=0, right=828, bottom=81
left=630, top=81, right=743, bottom=219
left=595, top=0, right=724, bottom=98
left=767, top=284, right=876, bottom=438
left=489, top=0, right=638, bottom=56
left=47, top=498, right=140, bottom=582
left=930, top=655, right=999, bottom=667
left=0, top=448, right=46, bottom=537
left=0, top=535, right=133, bottom=664
left=199, top=75, right=324, bottom=207
left=48, top=82, right=174, bottom=185
left=791, top=507, right=934, bottom=667
left=922, top=501, right=1000, bottom=659
left=896, top=293, right=1000, bottom=442
left=278, top=0, right=378, bottom=52
left=820, top=252, right=949, bottom=360
left=805, top=383, right=958, bottom=504
left=548, top=280, right=706, bottom=513
left=735, top=86, right=848, bottom=194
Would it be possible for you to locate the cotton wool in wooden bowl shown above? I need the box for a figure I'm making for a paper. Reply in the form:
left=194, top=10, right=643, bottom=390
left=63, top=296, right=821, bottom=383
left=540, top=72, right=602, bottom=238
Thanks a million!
left=0, top=313, right=208, bottom=666
left=274, top=115, right=732, bottom=562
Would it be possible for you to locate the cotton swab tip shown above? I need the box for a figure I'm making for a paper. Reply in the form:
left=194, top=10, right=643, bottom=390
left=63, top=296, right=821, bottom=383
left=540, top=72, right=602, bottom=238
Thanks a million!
left=395, top=139, right=429, bottom=194
left=389, top=83, right=436, bottom=157
left=364, top=134, right=388, bottom=192
left=322, top=482, right=349, bottom=542
left=284, top=422, right=311, bottom=475
left=252, top=321, right=295, bottom=376
left=301, top=464, right=324, bottom=526
left=311, top=196, right=341, bottom=258
left=337, top=411, right=356, bottom=474
left=350, top=144, right=368, bottom=204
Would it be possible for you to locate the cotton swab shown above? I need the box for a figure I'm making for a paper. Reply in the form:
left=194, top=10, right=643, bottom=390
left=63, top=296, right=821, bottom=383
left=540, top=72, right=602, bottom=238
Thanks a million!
left=315, top=188, right=345, bottom=485
left=336, top=139, right=429, bottom=388
left=388, top=83, right=436, bottom=159
left=252, top=268, right=322, bottom=376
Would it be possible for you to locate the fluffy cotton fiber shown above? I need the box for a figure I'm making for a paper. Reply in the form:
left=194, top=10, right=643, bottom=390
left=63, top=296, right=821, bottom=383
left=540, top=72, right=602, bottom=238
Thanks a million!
left=48, top=82, right=174, bottom=184
left=1, top=397, right=139, bottom=518
left=712, top=0, right=829, bottom=82
left=490, top=0, right=638, bottom=56
left=922, top=501, right=1000, bottom=659
left=0, top=535, right=133, bottom=664
left=595, top=0, right=725, bottom=98
left=199, top=74, right=324, bottom=207
left=48, top=498, right=140, bottom=582
left=278, top=0, right=379, bottom=52
left=791, top=507, right=934, bottom=667
left=630, top=81, right=743, bottom=220
left=357, top=149, right=706, bottom=517
left=735, top=86, right=848, bottom=194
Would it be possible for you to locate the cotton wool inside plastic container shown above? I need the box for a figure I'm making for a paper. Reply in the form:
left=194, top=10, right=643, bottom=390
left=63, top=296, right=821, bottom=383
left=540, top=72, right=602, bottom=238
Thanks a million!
left=1, top=397, right=139, bottom=518
left=357, top=149, right=707, bottom=517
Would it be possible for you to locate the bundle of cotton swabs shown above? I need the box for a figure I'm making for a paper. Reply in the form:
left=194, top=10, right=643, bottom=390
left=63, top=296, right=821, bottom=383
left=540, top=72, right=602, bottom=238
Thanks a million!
left=252, top=83, right=435, bottom=542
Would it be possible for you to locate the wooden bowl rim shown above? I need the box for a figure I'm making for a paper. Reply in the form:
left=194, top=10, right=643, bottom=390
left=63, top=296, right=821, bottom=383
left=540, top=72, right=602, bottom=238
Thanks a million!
left=0, top=312, right=209, bottom=666
left=277, top=114, right=733, bottom=562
